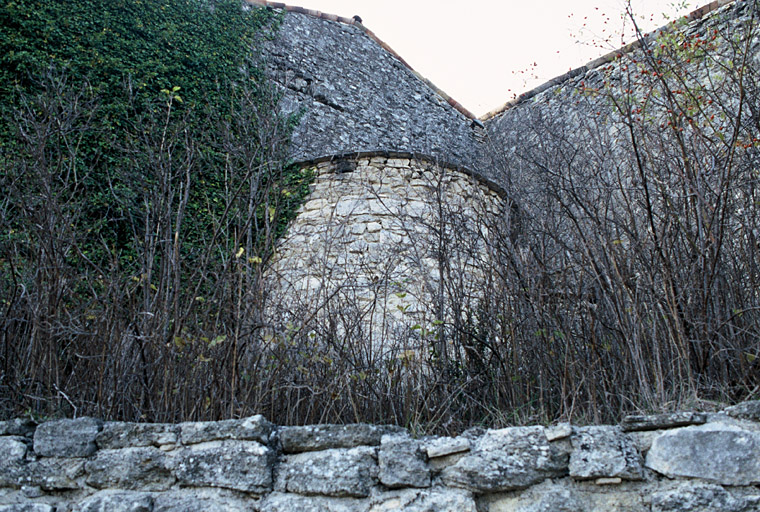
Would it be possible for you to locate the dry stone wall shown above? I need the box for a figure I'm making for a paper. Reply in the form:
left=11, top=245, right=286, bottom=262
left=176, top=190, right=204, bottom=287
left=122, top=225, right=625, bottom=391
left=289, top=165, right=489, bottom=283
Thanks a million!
left=2, top=402, right=760, bottom=511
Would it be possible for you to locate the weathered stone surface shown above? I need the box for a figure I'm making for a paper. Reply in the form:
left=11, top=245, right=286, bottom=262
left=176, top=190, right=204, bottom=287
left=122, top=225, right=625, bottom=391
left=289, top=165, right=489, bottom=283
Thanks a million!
left=20, top=458, right=85, bottom=490
left=620, top=412, right=707, bottom=432
left=651, top=482, right=760, bottom=512
left=97, top=422, right=178, bottom=450
left=179, top=415, right=272, bottom=445
left=545, top=423, right=573, bottom=441
left=33, top=417, right=102, bottom=458
left=484, top=478, right=649, bottom=512
left=724, top=400, right=760, bottom=422
left=486, top=485, right=582, bottom=512
left=152, top=489, right=257, bottom=512
left=0, top=505, right=54, bottom=512
left=278, top=446, right=377, bottom=498
left=261, top=492, right=367, bottom=512
left=76, top=490, right=154, bottom=511
left=627, top=430, right=662, bottom=454
left=369, top=488, right=477, bottom=512
left=569, top=426, right=644, bottom=480
left=85, top=447, right=174, bottom=491
left=423, top=436, right=470, bottom=459
left=174, top=440, right=272, bottom=493
left=441, top=426, right=566, bottom=493
left=0, top=420, right=36, bottom=438
left=645, top=422, right=760, bottom=485
left=0, top=437, right=28, bottom=465
left=279, top=424, right=403, bottom=453
left=377, top=435, right=430, bottom=489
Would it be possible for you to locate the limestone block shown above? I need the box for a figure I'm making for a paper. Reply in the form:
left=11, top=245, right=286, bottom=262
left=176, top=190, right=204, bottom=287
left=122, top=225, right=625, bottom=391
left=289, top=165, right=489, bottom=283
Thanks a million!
left=650, top=482, right=760, bottom=512
left=724, top=400, right=760, bottom=421
left=485, top=484, right=581, bottom=512
left=569, top=426, right=644, bottom=480
left=545, top=423, right=573, bottom=441
left=277, top=446, right=377, bottom=498
left=173, top=440, right=273, bottom=493
left=33, top=417, right=102, bottom=458
left=260, top=492, right=367, bottom=512
left=0, top=437, right=27, bottom=464
left=85, top=447, right=174, bottom=491
left=76, top=490, right=154, bottom=512
left=369, top=488, right=476, bottom=512
left=441, top=426, right=567, bottom=493
left=178, top=415, right=272, bottom=445
left=377, top=435, right=430, bottom=489
left=152, top=489, right=257, bottom=512
left=645, top=422, right=760, bottom=485
left=0, top=437, right=28, bottom=487
left=280, top=424, right=404, bottom=453
left=96, top=422, right=178, bottom=450
left=423, top=436, right=471, bottom=459
left=20, top=457, right=85, bottom=490
left=483, top=479, right=648, bottom=512
left=620, top=412, right=707, bottom=432
left=0, top=505, right=54, bottom=512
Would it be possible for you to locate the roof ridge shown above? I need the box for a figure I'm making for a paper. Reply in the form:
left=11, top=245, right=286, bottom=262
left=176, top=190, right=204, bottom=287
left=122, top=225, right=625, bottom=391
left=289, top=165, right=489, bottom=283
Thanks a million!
left=243, top=0, right=477, bottom=120
left=480, top=0, right=736, bottom=121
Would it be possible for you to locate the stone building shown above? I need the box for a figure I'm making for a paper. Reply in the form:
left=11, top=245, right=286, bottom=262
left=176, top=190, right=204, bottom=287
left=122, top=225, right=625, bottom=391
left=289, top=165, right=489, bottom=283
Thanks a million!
left=248, top=0, right=752, bottom=355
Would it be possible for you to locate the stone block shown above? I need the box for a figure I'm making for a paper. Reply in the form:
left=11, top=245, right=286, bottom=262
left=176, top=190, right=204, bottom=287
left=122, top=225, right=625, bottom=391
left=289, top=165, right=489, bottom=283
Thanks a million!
left=620, top=412, right=707, bottom=431
left=152, top=489, right=256, bottom=512
left=21, top=457, right=85, bottom=490
left=569, top=426, right=644, bottom=480
left=441, top=426, right=567, bottom=493
left=724, top=400, right=760, bottom=421
left=377, top=435, right=430, bottom=489
left=97, top=422, right=178, bottom=450
left=651, top=482, right=760, bottom=512
left=279, top=424, right=404, bottom=453
left=178, top=415, right=272, bottom=445
left=277, top=446, right=377, bottom=498
left=260, top=492, right=367, bottom=512
left=173, top=440, right=272, bottom=493
left=545, top=423, right=573, bottom=441
left=76, top=490, right=154, bottom=512
left=0, top=505, right=54, bottom=512
left=85, top=447, right=174, bottom=491
left=369, top=488, right=477, bottom=512
left=645, top=422, right=760, bottom=485
left=423, top=436, right=470, bottom=459
left=0, top=437, right=28, bottom=487
left=33, top=417, right=102, bottom=458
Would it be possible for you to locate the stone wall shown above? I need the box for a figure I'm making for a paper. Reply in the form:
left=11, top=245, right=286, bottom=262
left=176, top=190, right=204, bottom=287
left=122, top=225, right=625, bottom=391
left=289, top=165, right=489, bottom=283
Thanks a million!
left=2, top=402, right=760, bottom=510
left=264, top=154, right=503, bottom=351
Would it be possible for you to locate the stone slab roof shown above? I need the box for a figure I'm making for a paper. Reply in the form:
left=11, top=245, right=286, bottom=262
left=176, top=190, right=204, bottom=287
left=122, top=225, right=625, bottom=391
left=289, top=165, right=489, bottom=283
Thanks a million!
left=244, top=0, right=476, bottom=119
left=480, top=0, right=735, bottom=120
left=247, top=0, right=485, bottom=176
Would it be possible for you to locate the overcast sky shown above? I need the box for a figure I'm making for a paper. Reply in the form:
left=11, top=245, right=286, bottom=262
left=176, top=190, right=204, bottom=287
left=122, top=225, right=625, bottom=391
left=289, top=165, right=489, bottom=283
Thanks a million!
left=294, top=0, right=697, bottom=116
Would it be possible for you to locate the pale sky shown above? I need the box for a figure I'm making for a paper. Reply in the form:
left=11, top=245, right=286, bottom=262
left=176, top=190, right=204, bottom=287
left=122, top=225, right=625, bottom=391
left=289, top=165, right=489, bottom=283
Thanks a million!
left=292, top=0, right=697, bottom=116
